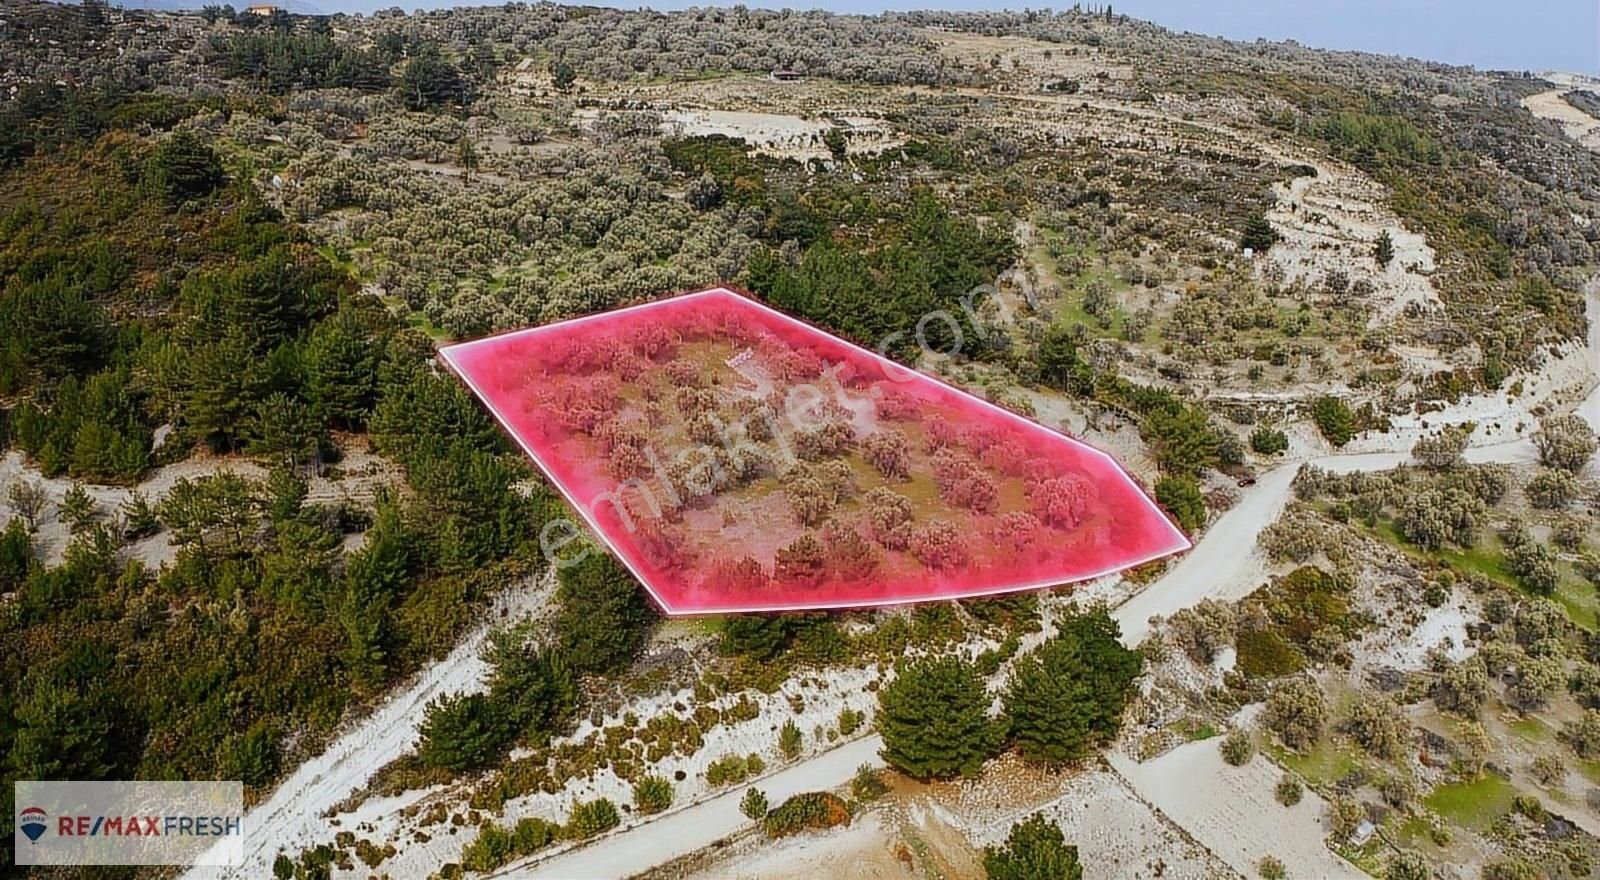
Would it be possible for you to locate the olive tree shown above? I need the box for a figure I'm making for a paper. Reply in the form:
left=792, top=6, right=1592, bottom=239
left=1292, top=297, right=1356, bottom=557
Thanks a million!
left=1412, top=425, right=1469, bottom=470
left=1533, top=415, right=1597, bottom=473
left=1524, top=467, right=1579, bottom=510
left=1345, top=694, right=1407, bottom=760
left=1263, top=675, right=1327, bottom=751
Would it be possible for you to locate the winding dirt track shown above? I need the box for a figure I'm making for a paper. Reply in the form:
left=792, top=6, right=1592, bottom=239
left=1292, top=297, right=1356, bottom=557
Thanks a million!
left=195, top=82, right=1600, bottom=879
left=510, top=281, right=1600, bottom=880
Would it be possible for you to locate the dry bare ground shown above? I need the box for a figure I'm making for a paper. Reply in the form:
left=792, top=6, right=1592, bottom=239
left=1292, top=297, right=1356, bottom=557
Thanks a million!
left=1523, top=88, right=1600, bottom=154
left=676, top=811, right=919, bottom=880
left=1109, top=740, right=1364, bottom=879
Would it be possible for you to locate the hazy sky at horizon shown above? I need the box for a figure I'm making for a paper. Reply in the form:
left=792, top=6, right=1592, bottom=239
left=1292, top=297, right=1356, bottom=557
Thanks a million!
left=302, top=0, right=1596, bottom=75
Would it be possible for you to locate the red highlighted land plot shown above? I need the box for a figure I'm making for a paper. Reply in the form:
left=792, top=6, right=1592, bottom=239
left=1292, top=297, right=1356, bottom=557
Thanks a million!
left=440, top=286, right=1189, bottom=614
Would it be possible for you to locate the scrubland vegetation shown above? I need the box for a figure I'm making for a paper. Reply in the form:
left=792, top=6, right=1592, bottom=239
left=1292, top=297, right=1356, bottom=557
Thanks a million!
left=3, top=0, right=1599, bottom=877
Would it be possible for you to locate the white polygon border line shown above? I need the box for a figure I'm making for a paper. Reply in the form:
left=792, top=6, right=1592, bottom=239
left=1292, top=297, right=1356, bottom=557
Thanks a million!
left=439, top=285, right=1193, bottom=616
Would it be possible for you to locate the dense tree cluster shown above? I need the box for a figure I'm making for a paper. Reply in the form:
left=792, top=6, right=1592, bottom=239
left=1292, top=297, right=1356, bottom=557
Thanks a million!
left=1003, top=611, right=1143, bottom=765
left=214, top=28, right=393, bottom=94
left=0, top=112, right=575, bottom=818
left=748, top=190, right=1015, bottom=361
left=877, top=610, right=1140, bottom=779
left=358, top=4, right=970, bottom=87
left=1395, top=486, right=1487, bottom=550
left=876, top=654, right=1001, bottom=779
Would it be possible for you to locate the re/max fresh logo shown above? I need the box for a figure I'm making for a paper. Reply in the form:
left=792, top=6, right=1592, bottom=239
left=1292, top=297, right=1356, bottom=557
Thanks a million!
left=17, top=808, right=240, bottom=841
left=15, top=780, right=243, bottom=866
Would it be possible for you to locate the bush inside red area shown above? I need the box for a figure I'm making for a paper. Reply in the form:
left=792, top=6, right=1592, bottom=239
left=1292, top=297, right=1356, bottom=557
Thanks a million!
left=440, top=287, right=1189, bottom=614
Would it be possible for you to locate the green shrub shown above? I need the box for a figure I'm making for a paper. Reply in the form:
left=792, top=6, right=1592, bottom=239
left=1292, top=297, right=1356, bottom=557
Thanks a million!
left=1250, top=426, right=1289, bottom=455
left=740, top=787, right=768, bottom=820
left=707, top=753, right=766, bottom=786
left=1235, top=628, right=1304, bottom=678
left=1481, top=859, right=1539, bottom=880
left=564, top=798, right=620, bottom=839
left=632, top=775, right=673, bottom=815
left=1220, top=730, right=1255, bottom=766
left=838, top=707, right=865, bottom=736
left=763, top=791, right=850, bottom=838
left=460, top=817, right=558, bottom=873
left=851, top=764, right=887, bottom=802
left=1275, top=774, right=1303, bottom=807
left=1386, top=852, right=1431, bottom=880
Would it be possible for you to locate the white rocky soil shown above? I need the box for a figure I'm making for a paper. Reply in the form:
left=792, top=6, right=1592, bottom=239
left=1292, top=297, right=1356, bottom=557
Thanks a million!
left=1109, top=738, right=1364, bottom=880
left=1522, top=86, right=1600, bottom=154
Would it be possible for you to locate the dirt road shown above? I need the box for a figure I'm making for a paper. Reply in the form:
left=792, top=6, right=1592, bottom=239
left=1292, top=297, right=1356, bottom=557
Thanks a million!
left=512, top=736, right=887, bottom=879
left=508, top=406, right=1588, bottom=878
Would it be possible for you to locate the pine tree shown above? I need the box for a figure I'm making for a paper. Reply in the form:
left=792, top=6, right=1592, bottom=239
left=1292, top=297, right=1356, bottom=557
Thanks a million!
left=877, top=655, right=1000, bottom=778
left=550, top=57, right=577, bottom=91
left=304, top=309, right=380, bottom=429
left=1311, top=396, right=1358, bottom=447
left=1374, top=230, right=1395, bottom=267
left=779, top=719, right=803, bottom=758
left=1154, top=475, right=1206, bottom=532
left=158, top=477, right=222, bottom=554
left=983, top=813, right=1082, bottom=880
left=457, top=136, right=479, bottom=182
left=144, top=131, right=224, bottom=204
left=339, top=499, right=412, bottom=689
left=823, top=127, right=848, bottom=161
left=262, top=466, right=308, bottom=523
left=553, top=551, right=657, bottom=675
left=1, top=278, right=110, bottom=378
left=0, top=517, right=32, bottom=589
left=416, top=692, right=511, bottom=772
left=400, top=45, right=468, bottom=110
left=740, top=788, right=769, bottom=820
left=119, top=491, right=159, bottom=539
left=60, top=483, right=96, bottom=533
left=1003, top=610, right=1142, bottom=765
left=246, top=393, right=319, bottom=469
left=185, top=334, right=260, bottom=452
left=1240, top=212, right=1278, bottom=252
left=484, top=628, right=577, bottom=742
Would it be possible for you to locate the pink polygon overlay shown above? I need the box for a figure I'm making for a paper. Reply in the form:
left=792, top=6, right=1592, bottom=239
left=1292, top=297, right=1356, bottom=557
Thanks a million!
left=439, top=286, right=1190, bottom=615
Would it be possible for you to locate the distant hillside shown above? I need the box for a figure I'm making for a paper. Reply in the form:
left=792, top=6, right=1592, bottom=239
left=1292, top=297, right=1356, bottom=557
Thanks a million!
left=99, top=0, right=325, bottom=14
